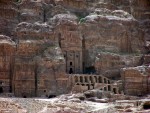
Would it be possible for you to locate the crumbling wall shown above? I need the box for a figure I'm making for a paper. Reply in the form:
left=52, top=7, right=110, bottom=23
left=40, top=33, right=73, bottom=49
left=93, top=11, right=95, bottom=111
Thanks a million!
left=121, top=66, right=150, bottom=96
left=70, top=74, right=120, bottom=94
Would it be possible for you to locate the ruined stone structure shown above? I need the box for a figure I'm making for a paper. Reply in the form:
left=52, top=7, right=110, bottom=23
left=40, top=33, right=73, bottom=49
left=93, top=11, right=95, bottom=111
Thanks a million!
left=121, top=66, right=150, bottom=96
left=69, top=74, right=119, bottom=94
left=0, top=0, right=149, bottom=97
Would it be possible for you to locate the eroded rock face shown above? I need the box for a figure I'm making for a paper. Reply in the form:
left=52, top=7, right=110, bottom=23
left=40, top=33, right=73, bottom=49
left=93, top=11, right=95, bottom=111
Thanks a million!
left=130, top=0, right=150, bottom=20
left=0, top=35, right=16, bottom=93
left=80, top=9, right=145, bottom=73
left=0, top=0, right=149, bottom=97
left=0, top=0, right=19, bottom=36
left=19, top=0, right=44, bottom=23
left=95, top=52, right=142, bottom=79
left=81, top=9, right=144, bottom=54
left=13, top=22, right=68, bottom=97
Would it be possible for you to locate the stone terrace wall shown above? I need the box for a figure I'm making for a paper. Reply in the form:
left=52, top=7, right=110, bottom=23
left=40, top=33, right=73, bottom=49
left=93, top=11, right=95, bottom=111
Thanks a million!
left=69, top=74, right=120, bottom=94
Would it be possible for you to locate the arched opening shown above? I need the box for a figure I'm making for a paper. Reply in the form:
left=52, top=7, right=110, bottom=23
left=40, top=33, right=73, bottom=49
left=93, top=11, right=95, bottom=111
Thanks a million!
left=90, top=76, right=93, bottom=83
left=108, top=85, right=111, bottom=91
left=69, top=68, right=73, bottom=74
left=104, top=78, right=107, bottom=83
left=81, top=84, right=85, bottom=86
left=99, top=77, right=102, bottom=83
left=80, top=76, right=83, bottom=83
left=85, top=76, right=88, bottom=82
left=108, top=80, right=110, bottom=84
left=76, top=83, right=80, bottom=85
left=94, top=76, right=97, bottom=83
left=113, top=88, right=117, bottom=94
left=0, top=87, right=3, bottom=93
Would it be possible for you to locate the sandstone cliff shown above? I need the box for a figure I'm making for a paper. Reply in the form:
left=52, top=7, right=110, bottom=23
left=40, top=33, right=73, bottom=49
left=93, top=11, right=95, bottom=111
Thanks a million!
left=0, top=0, right=149, bottom=97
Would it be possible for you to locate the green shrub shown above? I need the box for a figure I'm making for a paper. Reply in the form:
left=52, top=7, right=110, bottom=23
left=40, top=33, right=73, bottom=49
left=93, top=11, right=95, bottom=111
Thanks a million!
left=79, top=18, right=86, bottom=23
left=15, top=0, right=21, bottom=3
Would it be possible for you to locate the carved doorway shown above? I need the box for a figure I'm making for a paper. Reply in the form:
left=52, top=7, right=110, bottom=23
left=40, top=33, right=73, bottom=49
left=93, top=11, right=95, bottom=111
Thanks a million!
left=0, top=87, right=3, bottom=93
left=69, top=68, right=73, bottom=74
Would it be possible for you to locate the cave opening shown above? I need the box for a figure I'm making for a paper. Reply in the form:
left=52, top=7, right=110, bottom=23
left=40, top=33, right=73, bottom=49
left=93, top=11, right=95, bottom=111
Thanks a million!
left=23, top=95, right=27, bottom=98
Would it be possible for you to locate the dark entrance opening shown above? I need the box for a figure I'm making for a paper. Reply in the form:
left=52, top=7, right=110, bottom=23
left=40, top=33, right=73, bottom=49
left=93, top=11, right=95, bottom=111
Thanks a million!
left=9, top=86, right=12, bottom=93
left=69, top=68, right=73, bottom=74
left=0, top=87, right=3, bottom=93
left=70, top=62, right=72, bottom=66
left=23, top=95, right=27, bottom=98
left=143, top=103, right=150, bottom=110
left=99, top=77, right=102, bottom=83
left=108, top=85, right=111, bottom=91
left=113, top=88, right=117, bottom=94
left=48, top=95, right=56, bottom=98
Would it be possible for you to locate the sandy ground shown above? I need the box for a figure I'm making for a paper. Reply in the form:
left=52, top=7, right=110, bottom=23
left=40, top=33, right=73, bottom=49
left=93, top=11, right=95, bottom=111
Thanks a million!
left=0, top=97, right=116, bottom=113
